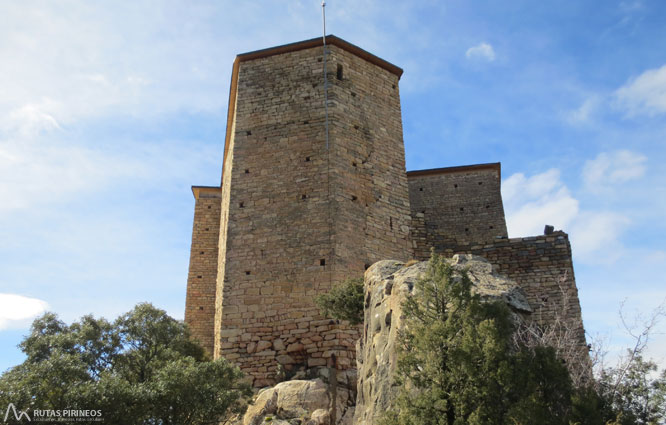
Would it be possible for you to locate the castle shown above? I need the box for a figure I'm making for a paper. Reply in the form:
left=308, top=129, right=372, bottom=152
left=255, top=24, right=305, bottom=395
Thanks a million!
left=184, top=35, right=586, bottom=388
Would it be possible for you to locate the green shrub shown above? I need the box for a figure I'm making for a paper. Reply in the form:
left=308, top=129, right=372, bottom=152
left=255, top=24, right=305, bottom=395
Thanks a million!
left=315, top=277, right=364, bottom=325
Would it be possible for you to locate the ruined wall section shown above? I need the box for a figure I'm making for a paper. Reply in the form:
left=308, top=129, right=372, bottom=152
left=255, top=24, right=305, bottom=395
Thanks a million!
left=184, top=186, right=221, bottom=355
left=408, top=164, right=508, bottom=259
left=416, top=233, right=586, bottom=348
left=327, top=45, right=412, bottom=282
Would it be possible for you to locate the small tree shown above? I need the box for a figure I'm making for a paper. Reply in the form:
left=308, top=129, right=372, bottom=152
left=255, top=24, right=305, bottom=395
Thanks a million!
left=0, top=303, right=251, bottom=425
left=593, top=300, right=666, bottom=425
left=596, top=355, right=666, bottom=425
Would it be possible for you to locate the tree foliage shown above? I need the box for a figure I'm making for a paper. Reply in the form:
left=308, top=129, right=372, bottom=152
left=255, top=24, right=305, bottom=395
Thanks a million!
left=0, top=303, right=251, bottom=425
left=380, top=254, right=577, bottom=425
left=315, top=277, right=364, bottom=325
left=597, top=354, right=666, bottom=424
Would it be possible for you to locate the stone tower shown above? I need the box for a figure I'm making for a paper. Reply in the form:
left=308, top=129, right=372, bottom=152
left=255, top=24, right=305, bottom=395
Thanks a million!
left=185, top=36, right=412, bottom=386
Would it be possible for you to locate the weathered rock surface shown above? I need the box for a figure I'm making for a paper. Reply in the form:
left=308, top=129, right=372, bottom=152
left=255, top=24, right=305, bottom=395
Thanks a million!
left=353, top=255, right=531, bottom=425
left=236, top=371, right=356, bottom=425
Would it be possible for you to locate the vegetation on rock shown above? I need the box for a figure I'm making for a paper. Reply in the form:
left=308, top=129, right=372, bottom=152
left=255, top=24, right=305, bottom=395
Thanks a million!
left=0, top=303, right=251, bottom=425
left=317, top=255, right=665, bottom=424
left=379, top=254, right=578, bottom=425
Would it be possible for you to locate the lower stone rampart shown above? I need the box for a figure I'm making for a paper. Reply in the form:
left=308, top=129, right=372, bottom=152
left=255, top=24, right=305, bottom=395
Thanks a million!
left=218, top=310, right=360, bottom=388
left=414, top=230, right=586, bottom=348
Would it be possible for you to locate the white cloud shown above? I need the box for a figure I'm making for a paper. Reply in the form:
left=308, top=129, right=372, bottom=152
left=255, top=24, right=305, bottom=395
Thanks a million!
left=0, top=2, right=238, bottom=130
left=569, top=211, right=630, bottom=262
left=615, top=64, right=666, bottom=116
left=465, top=42, right=496, bottom=62
left=645, top=250, right=666, bottom=264
left=582, top=150, right=647, bottom=191
left=502, top=169, right=579, bottom=236
left=0, top=135, right=140, bottom=214
left=619, top=0, right=643, bottom=11
left=502, top=166, right=632, bottom=264
left=0, top=293, right=48, bottom=330
left=3, top=101, right=62, bottom=137
left=0, top=132, right=221, bottom=216
left=564, top=96, right=600, bottom=125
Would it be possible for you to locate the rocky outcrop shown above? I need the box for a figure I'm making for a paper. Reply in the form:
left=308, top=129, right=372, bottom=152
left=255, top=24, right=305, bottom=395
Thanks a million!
left=236, top=370, right=357, bottom=425
left=353, top=255, right=532, bottom=425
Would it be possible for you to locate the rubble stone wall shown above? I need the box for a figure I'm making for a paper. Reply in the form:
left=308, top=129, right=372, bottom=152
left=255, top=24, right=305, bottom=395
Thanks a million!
left=415, top=232, right=586, bottom=347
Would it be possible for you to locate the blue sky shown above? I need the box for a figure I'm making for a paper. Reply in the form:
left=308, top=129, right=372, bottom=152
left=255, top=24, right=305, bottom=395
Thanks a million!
left=1, top=0, right=665, bottom=372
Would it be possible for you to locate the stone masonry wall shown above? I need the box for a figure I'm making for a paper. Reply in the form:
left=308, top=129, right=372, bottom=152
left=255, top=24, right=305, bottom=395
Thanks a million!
left=327, top=45, right=412, bottom=282
left=212, top=41, right=411, bottom=387
left=184, top=186, right=221, bottom=355
left=408, top=164, right=508, bottom=258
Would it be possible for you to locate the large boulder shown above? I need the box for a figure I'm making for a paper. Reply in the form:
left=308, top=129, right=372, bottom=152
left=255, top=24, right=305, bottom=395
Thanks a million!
left=353, top=255, right=531, bottom=425
left=238, top=372, right=356, bottom=425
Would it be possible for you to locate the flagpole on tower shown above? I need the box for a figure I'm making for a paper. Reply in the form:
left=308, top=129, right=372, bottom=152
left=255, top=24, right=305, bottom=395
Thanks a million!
left=322, top=1, right=329, bottom=151
left=321, top=0, right=334, bottom=294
